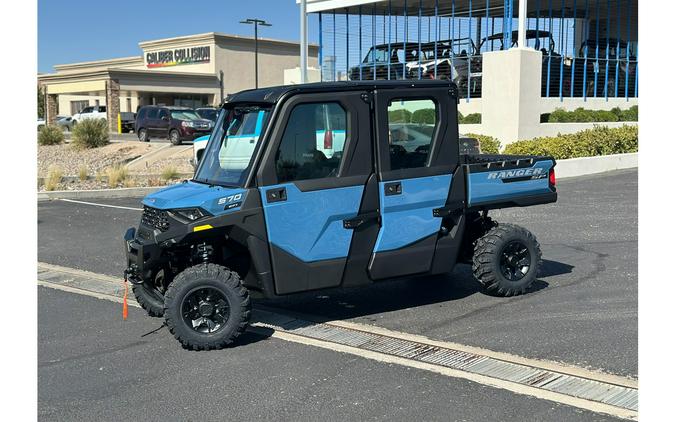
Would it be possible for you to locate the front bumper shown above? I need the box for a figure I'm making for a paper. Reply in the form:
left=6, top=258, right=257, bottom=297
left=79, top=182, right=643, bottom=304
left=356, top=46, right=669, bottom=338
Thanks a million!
left=179, top=127, right=212, bottom=141
left=124, top=227, right=164, bottom=283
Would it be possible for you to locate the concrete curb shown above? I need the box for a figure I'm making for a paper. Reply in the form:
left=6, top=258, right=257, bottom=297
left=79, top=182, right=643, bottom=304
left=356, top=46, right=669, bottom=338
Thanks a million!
left=38, top=186, right=162, bottom=201
left=37, top=153, right=638, bottom=201
left=556, top=152, right=637, bottom=179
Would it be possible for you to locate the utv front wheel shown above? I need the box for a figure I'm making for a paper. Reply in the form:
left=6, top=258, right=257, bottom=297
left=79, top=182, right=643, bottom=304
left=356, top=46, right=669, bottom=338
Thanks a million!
left=164, top=264, right=251, bottom=350
left=132, top=281, right=165, bottom=317
left=472, top=224, right=542, bottom=297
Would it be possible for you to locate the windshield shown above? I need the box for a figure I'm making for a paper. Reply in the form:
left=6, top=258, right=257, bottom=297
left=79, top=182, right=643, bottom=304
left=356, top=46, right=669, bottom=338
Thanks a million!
left=197, top=109, right=218, bottom=121
left=193, top=105, right=271, bottom=187
left=170, top=110, right=201, bottom=120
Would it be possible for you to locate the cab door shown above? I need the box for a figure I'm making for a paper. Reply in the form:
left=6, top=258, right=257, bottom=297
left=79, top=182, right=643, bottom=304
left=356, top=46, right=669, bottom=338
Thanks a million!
left=368, top=87, right=460, bottom=279
left=257, top=92, right=373, bottom=295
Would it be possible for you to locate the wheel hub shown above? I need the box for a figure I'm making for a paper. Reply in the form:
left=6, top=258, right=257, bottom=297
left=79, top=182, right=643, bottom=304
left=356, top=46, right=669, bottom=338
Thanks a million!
left=499, top=240, right=531, bottom=282
left=181, top=287, right=230, bottom=334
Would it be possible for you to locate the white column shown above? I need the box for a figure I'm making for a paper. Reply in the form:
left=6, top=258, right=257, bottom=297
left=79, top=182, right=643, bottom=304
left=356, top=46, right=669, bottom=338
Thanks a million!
left=518, top=0, right=528, bottom=48
left=300, top=0, right=308, bottom=83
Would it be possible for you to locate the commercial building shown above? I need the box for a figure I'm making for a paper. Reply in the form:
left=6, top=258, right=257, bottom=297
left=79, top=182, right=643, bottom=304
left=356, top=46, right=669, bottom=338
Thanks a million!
left=38, top=32, right=319, bottom=131
left=302, top=0, right=638, bottom=143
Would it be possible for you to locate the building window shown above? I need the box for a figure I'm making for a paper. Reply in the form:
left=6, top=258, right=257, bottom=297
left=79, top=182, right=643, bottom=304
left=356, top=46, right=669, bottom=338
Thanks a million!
left=70, top=100, right=89, bottom=115
left=387, top=99, right=437, bottom=171
left=275, top=102, right=347, bottom=183
left=126, top=98, right=132, bottom=112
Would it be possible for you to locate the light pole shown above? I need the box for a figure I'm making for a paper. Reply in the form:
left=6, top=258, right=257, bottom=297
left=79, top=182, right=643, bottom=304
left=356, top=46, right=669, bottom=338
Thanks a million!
left=240, top=18, right=272, bottom=89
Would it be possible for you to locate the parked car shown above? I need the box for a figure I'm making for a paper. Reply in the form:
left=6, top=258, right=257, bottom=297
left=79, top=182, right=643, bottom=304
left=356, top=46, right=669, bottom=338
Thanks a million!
left=123, top=80, right=557, bottom=350
left=196, top=107, right=218, bottom=122
left=72, top=105, right=107, bottom=124
left=120, top=112, right=136, bottom=133
left=56, top=116, right=74, bottom=132
left=135, top=105, right=213, bottom=145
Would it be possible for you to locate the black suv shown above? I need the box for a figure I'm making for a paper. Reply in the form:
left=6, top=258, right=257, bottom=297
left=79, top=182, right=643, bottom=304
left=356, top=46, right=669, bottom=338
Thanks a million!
left=135, top=106, right=213, bottom=145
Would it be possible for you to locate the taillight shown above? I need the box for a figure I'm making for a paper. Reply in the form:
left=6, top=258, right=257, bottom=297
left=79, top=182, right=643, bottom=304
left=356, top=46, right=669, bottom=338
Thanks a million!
left=549, top=168, right=556, bottom=187
left=324, top=129, right=333, bottom=149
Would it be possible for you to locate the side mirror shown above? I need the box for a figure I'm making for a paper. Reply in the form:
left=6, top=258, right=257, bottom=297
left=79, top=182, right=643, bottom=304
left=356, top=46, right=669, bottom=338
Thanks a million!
left=162, top=116, right=169, bottom=121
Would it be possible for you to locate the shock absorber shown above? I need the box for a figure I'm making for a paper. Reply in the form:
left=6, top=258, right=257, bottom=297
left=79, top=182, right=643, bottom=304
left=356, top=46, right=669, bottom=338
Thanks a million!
left=196, top=242, right=213, bottom=263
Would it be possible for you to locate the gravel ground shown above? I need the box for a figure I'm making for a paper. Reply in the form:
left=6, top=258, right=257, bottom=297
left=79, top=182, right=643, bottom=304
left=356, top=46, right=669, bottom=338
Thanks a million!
left=38, top=143, right=161, bottom=177
left=127, top=146, right=194, bottom=175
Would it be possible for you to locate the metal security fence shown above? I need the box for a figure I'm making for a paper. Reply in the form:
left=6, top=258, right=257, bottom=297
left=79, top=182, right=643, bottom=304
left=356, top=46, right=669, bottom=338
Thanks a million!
left=315, top=0, right=637, bottom=100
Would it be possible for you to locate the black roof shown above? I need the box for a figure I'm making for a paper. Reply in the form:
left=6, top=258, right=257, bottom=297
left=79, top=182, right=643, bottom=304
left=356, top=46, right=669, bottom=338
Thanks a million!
left=225, top=80, right=455, bottom=105
left=483, top=30, right=553, bottom=42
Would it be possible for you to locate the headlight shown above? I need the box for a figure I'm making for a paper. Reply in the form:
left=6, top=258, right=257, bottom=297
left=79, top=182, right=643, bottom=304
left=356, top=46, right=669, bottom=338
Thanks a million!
left=181, top=121, right=195, bottom=128
left=170, top=208, right=209, bottom=222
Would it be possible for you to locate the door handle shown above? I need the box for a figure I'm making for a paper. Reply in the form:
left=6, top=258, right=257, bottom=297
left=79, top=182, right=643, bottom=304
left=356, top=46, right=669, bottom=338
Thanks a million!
left=384, top=181, right=402, bottom=196
left=266, top=187, right=287, bottom=203
left=343, top=212, right=380, bottom=229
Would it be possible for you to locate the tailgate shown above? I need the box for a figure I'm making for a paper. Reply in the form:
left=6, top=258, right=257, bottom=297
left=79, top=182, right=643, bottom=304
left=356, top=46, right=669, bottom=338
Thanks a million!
left=464, top=155, right=557, bottom=209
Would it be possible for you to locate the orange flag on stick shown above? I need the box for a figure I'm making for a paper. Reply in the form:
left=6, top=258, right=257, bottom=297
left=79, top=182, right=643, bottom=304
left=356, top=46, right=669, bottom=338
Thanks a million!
left=122, top=279, right=129, bottom=320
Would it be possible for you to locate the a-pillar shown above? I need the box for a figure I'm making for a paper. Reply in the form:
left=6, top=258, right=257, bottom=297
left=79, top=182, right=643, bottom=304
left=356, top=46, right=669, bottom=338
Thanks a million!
left=45, top=93, right=58, bottom=126
left=106, top=79, right=121, bottom=133
left=480, top=48, right=543, bottom=145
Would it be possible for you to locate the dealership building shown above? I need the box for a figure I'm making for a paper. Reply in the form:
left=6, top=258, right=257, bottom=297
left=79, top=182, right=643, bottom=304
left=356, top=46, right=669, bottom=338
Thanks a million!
left=38, top=32, right=319, bottom=131
left=301, top=0, right=638, bottom=143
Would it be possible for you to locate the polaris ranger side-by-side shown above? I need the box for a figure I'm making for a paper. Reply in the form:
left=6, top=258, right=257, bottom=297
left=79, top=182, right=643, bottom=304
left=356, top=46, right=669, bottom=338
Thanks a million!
left=124, top=80, right=557, bottom=350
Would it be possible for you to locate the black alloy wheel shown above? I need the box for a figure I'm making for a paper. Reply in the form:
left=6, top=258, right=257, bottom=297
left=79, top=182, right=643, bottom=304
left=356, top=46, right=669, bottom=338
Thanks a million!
left=181, top=287, right=231, bottom=334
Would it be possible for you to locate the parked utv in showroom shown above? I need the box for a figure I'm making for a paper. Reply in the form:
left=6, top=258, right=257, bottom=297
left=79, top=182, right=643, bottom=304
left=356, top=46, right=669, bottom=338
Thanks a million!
left=124, top=80, right=557, bottom=350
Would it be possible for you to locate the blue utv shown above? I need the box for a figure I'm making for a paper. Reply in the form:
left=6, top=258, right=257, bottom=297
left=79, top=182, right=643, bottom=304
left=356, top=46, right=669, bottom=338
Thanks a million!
left=124, top=80, right=557, bottom=350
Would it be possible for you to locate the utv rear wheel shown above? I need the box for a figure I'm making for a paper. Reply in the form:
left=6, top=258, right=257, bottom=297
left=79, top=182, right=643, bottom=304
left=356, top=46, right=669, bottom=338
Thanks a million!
left=164, top=264, right=251, bottom=350
left=472, top=224, right=541, bottom=297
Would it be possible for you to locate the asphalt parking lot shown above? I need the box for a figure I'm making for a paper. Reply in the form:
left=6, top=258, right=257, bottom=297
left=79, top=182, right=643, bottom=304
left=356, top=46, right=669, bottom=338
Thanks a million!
left=37, top=168, right=637, bottom=420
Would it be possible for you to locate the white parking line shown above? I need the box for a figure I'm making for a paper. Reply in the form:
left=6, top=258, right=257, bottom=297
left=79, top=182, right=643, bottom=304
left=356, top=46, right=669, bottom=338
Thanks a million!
left=57, top=198, right=142, bottom=211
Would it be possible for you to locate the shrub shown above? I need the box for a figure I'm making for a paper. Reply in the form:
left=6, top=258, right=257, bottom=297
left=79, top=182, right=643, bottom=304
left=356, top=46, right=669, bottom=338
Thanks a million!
left=465, top=133, right=501, bottom=154
left=72, top=119, right=109, bottom=149
left=411, top=108, right=436, bottom=124
left=503, top=125, right=638, bottom=159
left=546, top=106, right=637, bottom=123
left=44, top=166, right=63, bottom=191
left=459, top=113, right=481, bottom=124
left=38, top=125, right=64, bottom=146
left=161, top=165, right=180, bottom=181
left=78, top=165, right=89, bottom=181
left=105, top=164, right=128, bottom=188
left=388, top=109, right=412, bottom=123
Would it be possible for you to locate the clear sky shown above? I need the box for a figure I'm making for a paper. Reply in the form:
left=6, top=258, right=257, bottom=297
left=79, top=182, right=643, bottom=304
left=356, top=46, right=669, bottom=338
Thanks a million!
left=38, top=0, right=318, bottom=73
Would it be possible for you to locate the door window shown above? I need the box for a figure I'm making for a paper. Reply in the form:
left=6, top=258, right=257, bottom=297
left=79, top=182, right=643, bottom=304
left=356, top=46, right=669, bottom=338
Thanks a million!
left=387, top=99, right=437, bottom=170
left=158, top=109, right=169, bottom=120
left=147, top=108, right=159, bottom=119
left=275, top=102, right=347, bottom=183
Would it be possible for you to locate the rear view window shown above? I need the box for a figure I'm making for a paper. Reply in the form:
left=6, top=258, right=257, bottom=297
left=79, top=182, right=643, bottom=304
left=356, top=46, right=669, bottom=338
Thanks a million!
left=387, top=99, right=437, bottom=170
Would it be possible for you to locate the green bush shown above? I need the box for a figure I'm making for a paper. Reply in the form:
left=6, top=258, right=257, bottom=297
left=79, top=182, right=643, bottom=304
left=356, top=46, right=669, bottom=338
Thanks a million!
left=388, top=109, right=412, bottom=123
left=411, top=108, right=436, bottom=124
left=546, top=106, right=637, bottom=123
left=457, top=111, right=482, bottom=124
left=38, top=125, right=65, bottom=146
left=465, top=133, right=501, bottom=154
left=72, top=119, right=109, bottom=149
left=503, top=125, right=638, bottom=159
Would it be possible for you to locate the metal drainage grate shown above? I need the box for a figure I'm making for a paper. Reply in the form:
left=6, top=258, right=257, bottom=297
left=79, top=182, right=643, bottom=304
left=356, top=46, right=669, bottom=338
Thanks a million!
left=253, top=310, right=637, bottom=412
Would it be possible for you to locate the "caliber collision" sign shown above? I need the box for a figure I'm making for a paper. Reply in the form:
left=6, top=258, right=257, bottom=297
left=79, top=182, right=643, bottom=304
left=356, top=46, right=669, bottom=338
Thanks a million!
left=146, top=46, right=210, bottom=68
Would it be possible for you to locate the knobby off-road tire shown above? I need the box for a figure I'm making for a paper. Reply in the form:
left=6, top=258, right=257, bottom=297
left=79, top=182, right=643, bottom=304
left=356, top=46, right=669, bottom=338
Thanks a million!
left=472, top=224, right=542, bottom=297
left=132, top=281, right=165, bottom=317
left=164, top=263, right=251, bottom=350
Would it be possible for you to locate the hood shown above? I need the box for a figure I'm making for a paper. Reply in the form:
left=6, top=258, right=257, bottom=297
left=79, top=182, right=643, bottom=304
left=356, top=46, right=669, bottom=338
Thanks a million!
left=143, top=181, right=247, bottom=216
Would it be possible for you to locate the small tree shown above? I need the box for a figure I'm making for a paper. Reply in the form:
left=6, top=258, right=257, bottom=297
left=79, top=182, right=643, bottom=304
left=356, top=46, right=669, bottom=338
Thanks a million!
left=388, top=109, right=412, bottom=123
left=411, top=108, right=436, bottom=124
left=37, top=86, right=45, bottom=119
